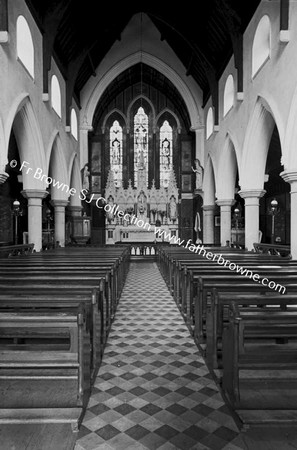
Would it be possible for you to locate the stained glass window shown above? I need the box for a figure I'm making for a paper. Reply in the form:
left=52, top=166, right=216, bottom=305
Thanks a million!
left=160, top=120, right=173, bottom=187
left=110, top=120, right=123, bottom=187
left=134, top=107, right=148, bottom=187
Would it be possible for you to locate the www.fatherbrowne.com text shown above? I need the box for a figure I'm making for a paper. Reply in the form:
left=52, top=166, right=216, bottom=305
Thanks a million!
left=19, top=160, right=286, bottom=294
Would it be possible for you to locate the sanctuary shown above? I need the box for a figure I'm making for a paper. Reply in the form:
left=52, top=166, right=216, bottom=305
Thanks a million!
left=104, top=149, right=179, bottom=244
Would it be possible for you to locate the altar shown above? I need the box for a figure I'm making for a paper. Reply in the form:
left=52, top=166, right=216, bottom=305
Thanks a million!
left=104, top=150, right=179, bottom=244
left=120, top=227, right=156, bottom=242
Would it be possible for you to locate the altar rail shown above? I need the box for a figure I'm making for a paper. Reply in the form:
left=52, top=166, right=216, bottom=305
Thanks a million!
left=0, top=243, right=35, bottom=257
left=253, top=242, right=291, bottom=257
left=116, top=242, right=171, bottom=258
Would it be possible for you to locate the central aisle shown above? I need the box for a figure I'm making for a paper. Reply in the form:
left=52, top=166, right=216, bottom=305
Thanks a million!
left=75, top=261, right=242, bottom=450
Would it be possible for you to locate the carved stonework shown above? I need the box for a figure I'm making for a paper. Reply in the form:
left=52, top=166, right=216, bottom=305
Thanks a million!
left=105, top=154, right=179, bottom=243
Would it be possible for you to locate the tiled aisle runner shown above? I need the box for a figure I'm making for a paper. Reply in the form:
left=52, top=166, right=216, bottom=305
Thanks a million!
left=75, top=262, right=242, bottom=450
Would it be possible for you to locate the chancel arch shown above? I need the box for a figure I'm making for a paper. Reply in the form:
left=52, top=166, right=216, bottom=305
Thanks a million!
left=87, top=63, right=195, bottom=245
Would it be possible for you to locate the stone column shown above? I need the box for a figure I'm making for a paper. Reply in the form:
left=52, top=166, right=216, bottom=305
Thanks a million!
left=21, top=189, right=48, bottom=252
left=202, top=204, right=216, bottom=244
left=190, top=126, right=205, bottom=167
left=216, top=199, right=235, bottom=246
left=281, top=171, right=297, bottom=258
left=80, top=120, right=93, bottom=168
left=67, top=205, right=83, bottom=217
left=239, top=189, right=266, bottom=251
left=51, top=200, right=68, bottom=247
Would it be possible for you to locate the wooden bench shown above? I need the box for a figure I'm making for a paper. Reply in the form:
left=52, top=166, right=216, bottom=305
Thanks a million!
left=193, top=274, right=297, bottom=342
left=206, top=290, right=297, bottom=369
left=0, top=304, right=90, bottom=429
left=0, top=289, right=102, bottom=382
left=222, top=302, right=297, bottom=419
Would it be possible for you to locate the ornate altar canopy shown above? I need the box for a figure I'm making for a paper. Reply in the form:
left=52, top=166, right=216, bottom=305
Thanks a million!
left=104, top=150, right=179, bottom=244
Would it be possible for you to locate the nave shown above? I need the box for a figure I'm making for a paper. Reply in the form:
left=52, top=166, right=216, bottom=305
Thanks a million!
left=74, top=261, right=297, bottom=450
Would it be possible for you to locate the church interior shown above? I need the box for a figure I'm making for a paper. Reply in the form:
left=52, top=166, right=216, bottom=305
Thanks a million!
left=1, top=0, right=297, bottom=449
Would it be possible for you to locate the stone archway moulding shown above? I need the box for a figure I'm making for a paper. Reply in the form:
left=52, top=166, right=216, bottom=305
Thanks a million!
left=240, top=96, right=283, bottom=191
left=81, top=52, right=201, bottom=132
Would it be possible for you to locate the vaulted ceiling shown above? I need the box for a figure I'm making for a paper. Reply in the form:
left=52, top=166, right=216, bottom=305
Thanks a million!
left=25, top=0, right=262, bottom=109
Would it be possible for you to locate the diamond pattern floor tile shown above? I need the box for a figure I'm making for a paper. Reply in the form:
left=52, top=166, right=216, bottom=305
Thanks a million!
left=74, top=261, right=243, bottom=450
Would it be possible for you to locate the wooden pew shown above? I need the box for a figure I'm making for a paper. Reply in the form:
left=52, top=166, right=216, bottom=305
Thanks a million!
left=0, top=304, right=90, bottom=429
left=206, top=290, right=297, bottom=369
left=0, top=290, right=102, bottom=382
left=0, top=246, right=130, bottom=427
left=222, top=302, right=297, bottom=417
left=193, top=274, right=297, bottom=343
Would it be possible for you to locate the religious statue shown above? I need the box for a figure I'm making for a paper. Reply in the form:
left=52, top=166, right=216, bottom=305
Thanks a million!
left=106, top=195, right=114, bottom=222
left=111, top=138, right=120, bottom=165
left=169, top=196, right=177, bottom=220
left=194, top=211, right=202, bottom=244
left=82, top=164, right=90, bottom=191
left=137, top=190, right=147, bottom=217
left=192, top=159, right=203, bottom=190
left=161, top=138, right=171, bottom=169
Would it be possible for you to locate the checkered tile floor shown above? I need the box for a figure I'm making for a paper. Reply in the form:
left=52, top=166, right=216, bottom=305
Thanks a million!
left=74, top=262, right=243, bottom=450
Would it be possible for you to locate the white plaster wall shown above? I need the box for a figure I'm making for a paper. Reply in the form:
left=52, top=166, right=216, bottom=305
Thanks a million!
left=204, top=0, right=297, bottom=197
left=0, top=0, right=79, bottom=193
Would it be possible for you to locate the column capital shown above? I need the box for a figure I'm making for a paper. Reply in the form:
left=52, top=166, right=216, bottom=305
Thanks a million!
left=238, top=189, right=266, bottom=199
left=51, top=199, right=69, bottom=208
left=202, top=204, right=216, bottom=212
left=216, top=199, right=235, bottom=207
left=280, top=170, right=297, bottom=184
left=21, top=189, right=48, bottom=200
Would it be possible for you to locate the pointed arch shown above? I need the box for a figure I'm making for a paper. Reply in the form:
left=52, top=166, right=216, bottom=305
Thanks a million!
left=127, top=94, right=156, bottom=129
left=159, top=120, right=173, bottom=187
left=240, top=96, right=284, bottom=190
left=217, top=135, right=239, bottom=199
left=252, top=15, right=271, bottom=77
left=6, top=95, right=46, bottom=189
left=82, top=52, right=200, bottom=131
left=223, top=75, right=235, bottom=116
left=102, top=109, right=128, bottom=133
left=203, top=155, right=216, bottom=205
left=16, top=15, right=34, bottom=79
left=69, top=154, right=82, bottom=207
left=110, top=120, right=123, bottom=187
left=47, top=132, right=69, bottom=200
left=155, top=108, right=181, bottom=132
left=206, top=107, right=214, bottom=139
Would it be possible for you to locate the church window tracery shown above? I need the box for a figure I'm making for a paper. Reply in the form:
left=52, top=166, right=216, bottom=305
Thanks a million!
left=160, top=120, right=173, bottom=187
left=110, top=120, right=123, bottom=187
left=134, top=107, right=148, bottom=187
